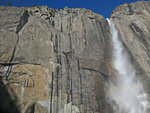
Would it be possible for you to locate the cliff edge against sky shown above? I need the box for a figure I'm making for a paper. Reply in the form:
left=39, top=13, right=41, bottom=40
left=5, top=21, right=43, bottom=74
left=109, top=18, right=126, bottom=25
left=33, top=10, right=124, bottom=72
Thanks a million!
left=0, top=1, right=150, bottom=113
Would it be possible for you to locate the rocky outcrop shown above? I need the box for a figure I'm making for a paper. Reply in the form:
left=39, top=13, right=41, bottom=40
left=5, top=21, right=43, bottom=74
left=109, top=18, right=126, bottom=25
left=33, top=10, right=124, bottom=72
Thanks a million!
left=0, top=1, right=150, bottom=113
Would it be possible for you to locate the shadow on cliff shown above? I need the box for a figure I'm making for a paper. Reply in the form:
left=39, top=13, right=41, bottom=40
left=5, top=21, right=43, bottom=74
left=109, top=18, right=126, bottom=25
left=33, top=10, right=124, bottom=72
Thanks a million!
left=0, top=76, right=20, bottom=113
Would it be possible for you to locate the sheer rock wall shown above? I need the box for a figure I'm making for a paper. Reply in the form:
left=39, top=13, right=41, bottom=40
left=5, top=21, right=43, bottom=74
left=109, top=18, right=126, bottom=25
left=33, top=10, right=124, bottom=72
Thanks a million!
left=0, top=1, right=150, bottom=113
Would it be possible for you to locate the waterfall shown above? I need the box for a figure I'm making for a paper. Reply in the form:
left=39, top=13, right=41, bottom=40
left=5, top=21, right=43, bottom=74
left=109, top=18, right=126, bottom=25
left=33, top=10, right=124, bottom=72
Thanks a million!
left=106, top=18, right=149, bottom=113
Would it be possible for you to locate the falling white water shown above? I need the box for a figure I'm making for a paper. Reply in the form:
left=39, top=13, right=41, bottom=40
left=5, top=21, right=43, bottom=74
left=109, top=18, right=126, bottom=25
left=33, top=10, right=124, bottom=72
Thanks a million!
left=107, top=18, right=149, bottom=113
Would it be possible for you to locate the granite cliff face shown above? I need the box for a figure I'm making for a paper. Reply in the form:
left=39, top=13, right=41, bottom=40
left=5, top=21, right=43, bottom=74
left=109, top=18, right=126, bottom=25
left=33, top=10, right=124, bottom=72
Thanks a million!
left=111, top=1, right=150, bottom=92
left=0, top=1, right=150, bottom=113
left=0, top=5, right=112, bottom=113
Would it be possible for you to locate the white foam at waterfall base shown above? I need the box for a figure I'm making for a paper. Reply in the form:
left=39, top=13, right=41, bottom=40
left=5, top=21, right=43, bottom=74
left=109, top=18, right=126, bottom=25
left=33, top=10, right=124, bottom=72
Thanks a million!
left=106, top=18, right=149, bottom=113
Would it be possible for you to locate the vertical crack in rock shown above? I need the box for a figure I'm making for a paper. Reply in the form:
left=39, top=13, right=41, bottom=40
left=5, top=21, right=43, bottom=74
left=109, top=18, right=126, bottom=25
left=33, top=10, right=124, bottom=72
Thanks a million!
left=54, top=34, right=58, bottom=53
left=70, top=68, right=73, bottom=102
left=77, top=59, right=83, bottom=104
left=60, top=22, right=63, bottom=32
left=69, top=33, right=72, bottom=50
left=56, top=66, right=59, bottom=113
left=63, top=52, right=73, bottom=105
left=81, top=19, right=87, bottom=46
left=5, top=35, right=19, bottom=80
left=50, top=72, right=54, bottom=113
left=60, top=37, right=64, bottom=110
left=10, top=36, right=19, bottom=63
left=64, top=52, right=71, bottom=103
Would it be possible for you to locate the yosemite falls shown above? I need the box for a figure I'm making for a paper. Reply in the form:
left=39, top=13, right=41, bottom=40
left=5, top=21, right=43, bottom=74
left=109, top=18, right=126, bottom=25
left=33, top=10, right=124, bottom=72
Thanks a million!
left=107, top=18, right=149, bottom=113
left=0, top=2, right=150, bottom=113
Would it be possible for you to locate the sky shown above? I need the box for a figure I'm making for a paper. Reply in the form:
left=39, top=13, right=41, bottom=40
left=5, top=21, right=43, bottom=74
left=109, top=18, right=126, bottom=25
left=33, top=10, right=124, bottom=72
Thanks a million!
left=0, top=0, right=149, bottom=17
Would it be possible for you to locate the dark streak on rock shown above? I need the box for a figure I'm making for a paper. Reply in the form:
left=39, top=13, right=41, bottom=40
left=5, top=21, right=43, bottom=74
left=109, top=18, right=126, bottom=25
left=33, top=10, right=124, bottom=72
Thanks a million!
left=56, top=66, right=59, bottom=113
left=5, top=65, right=13, bottom=80
left=50, top=72, right=54, bottom=113
left=16, top=10, right=29, bottom=34
left=130, top=23, right=150, bottom=48
left=5, top=35, right=19, bottom=80
left=81, top=19, right=87, bottom=46
left=0, top=62, right=19, bottom=66
left=77, top=59, right=83, bottom=104
left=81, top=67, right=109, bottom=80
left=127, top=4, right=134, bottom=15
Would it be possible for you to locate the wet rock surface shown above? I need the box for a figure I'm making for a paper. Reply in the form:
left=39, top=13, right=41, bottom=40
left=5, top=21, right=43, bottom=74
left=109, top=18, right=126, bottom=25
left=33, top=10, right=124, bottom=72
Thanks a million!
left=111, top=1, right=150, bottom=92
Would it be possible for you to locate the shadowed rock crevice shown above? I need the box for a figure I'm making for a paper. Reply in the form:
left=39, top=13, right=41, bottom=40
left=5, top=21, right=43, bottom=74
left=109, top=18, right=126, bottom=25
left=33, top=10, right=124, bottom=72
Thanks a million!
left=16, top=10, right=29, bottom=34
left=0, top=77, right=20, bottom=113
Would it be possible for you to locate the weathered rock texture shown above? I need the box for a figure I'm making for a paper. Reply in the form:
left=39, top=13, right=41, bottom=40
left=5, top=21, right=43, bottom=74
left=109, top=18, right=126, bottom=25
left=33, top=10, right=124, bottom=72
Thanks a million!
left=111, top=1, right=150, bottom=92
left=0, top=5, right=112, bottom=113
left=0, top=1, right=150, bottom=113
